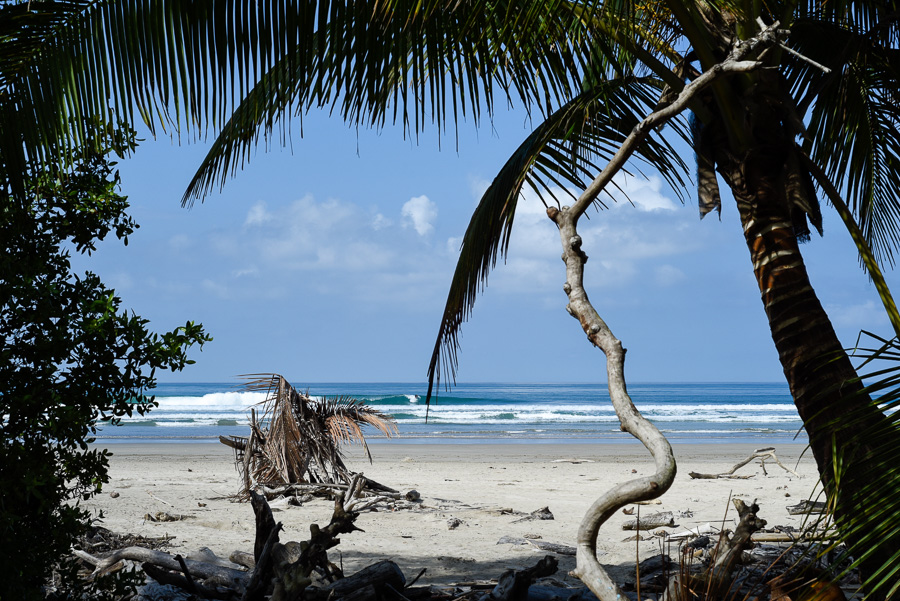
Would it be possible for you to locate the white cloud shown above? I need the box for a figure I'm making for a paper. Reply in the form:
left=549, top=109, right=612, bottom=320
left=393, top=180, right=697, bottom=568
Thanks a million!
left=168, top=234, right=192, bottom=251
left=655, top=264, right=686, bottom=286
left=197, top=193, right=457, bottom=306
left=201, top=278, right=230, bottom=299
left=468, top=176, right=491, bottom=202
left=232, top=266, right=259, bottom=278
left=826, top=300, right=888, bottom=329
left=245, top=201, right=273, bottom=226
left=372, top=213, right=392, bottom=230
left=401, top=195, right=438, bottom=236
left=107, top=272, right=134, bottom=291
left=480, top=177, right=708, bottom=296
left=446, top=236, right=463, bottom=257
left=607, top=174, right=678, bottom=212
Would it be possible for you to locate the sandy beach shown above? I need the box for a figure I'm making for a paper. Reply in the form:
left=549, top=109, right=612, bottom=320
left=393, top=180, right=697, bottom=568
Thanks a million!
left=84, top=442, right=820, bottom=587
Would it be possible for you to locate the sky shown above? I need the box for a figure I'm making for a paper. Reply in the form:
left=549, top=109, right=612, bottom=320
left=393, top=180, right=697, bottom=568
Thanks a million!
left=72, top=106, right=897, bottom=387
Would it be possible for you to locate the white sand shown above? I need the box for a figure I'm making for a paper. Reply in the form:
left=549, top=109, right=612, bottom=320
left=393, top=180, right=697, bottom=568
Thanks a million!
left=84, top=442, right=820, bottom=586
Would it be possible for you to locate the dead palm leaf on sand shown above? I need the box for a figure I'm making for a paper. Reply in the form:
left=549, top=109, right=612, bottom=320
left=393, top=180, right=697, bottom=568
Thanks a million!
left=220, top=374, right=397, bottom=499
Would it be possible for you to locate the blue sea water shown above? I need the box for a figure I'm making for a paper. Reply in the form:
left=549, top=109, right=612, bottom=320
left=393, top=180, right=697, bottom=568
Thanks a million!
left=95, top=381, right=807, bottom=445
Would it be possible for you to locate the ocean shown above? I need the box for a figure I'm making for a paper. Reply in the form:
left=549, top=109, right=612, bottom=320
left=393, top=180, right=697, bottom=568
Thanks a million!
left=95, top=381, right=807, bottom=445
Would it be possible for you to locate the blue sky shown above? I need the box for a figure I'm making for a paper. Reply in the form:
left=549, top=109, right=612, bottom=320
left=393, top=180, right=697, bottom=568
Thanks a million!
left=73, top=107, right=896, bottom=386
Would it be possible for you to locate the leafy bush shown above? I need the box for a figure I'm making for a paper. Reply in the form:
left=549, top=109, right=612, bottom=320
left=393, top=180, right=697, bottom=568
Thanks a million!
left=0, top=127, right=210, bottom=599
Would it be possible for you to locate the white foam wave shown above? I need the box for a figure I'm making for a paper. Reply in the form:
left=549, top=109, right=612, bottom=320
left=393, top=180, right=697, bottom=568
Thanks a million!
left=155, top=391, right=267, bottom=409
left=379, top=402, right=800, bottom=424
left=144, top=395, right=801, bottom=428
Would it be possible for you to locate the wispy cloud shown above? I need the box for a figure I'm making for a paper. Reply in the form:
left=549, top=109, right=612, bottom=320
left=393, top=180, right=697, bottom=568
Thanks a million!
left=401, top=195, right=438, bottom=236
left=188, top=192, right=455, bottom=306
left=486, top=174, right=704, bottom=297
left=825, top=300, right=888, bottom=330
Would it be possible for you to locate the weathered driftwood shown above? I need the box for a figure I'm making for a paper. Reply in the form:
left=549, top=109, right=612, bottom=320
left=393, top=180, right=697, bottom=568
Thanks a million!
left=512, top=506, right=555, bottom=523
left=267, top=487, right=366, bottom=600
left=142, top=562, right=237, bottom=601
left=751, top=530, right=837, bottom=542
left=258, top=480, right=401, bottom=501
left=621, top=511, right=675, bottom=530
left=93, top=546, right=249, bottom=588
left=242, top=518, right=283, bottom=601
left=689, top=448, right=802, bottom=480
left=489, top=555, right=558, bottom=601
left=663, top=499, right=767, bottom=601
left=786, top=500, right=827, bottom=515
left=526, top=585, right=600, bottom=601
left=317, top=559, right=406, bottom=599
left=230, top=550, right=256, bottom=570
left=250, top=490, right=279, bottom=563
left=667, top=522, right=721, bottom=541
left=496, top=536, right=577, bottom=556
left=188, top=547, right=247, bottom=571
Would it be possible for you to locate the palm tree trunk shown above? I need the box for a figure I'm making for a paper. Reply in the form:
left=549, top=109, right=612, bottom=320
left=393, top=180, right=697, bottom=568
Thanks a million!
left=718, top=153, right=882, bottom=472
left=717, top=150, right=898, bottom=596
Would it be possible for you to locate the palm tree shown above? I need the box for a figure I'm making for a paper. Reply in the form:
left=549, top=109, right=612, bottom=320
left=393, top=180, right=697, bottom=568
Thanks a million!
left=4, top=0, right=900, bottom=594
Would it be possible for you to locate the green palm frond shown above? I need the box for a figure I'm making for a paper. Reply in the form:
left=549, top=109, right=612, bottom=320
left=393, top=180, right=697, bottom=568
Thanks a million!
left=3, top=0, right=316, bottom=188
left=807, top=332, right=900, bottom=597
left=426, top=75, right=690, bottom=402
left=0, top=0, right=95, bottom=193
left=2, top=0, right=601, bottom=203
left=788, top=8, right=900, bottom=267
left=182, top=0, right=600, bottom=204
left=0, top=1, right=93, bottom=90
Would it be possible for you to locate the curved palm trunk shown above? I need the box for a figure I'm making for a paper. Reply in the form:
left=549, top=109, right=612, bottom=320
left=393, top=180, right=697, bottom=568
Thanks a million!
left=724, top=167, right=882, bottom=473
left=717, top=150, right=898, bottom=595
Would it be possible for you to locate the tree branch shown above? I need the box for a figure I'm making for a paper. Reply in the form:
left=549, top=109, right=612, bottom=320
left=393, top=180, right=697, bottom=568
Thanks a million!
left=548, top=199, right=677, bottom=601
left=570, top=21, right=786, bottom=220
left=541, top=21, right=792, bottom=601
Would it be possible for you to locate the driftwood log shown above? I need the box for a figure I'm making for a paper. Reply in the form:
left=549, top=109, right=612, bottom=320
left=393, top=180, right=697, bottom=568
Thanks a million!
left=315, top=559, right=406, bottom=600
left=688, top=448, right=802, bottom=480
left=489, top=556, right=559, bottom=601
left=142, top=562, right=238, bottom=600
left=497, top=536, right=576, bottom=556
left=93, top=547, right=249, bottom=589
left=622, top=511, right=675, bottom=530
left=663, top=499, right=767, bottom=601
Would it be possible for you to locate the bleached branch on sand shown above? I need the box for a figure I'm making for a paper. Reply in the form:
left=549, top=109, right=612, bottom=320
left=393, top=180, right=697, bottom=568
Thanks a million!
left=688, top=447, right=802, bottom=479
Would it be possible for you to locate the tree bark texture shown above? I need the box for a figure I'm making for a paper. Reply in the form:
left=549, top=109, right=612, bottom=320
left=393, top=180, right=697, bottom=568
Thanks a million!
left=717, top=149, right=883, bottom=475
left=696, top=15, right=899, bottom=591
left=549, top=203, right=677, bottom=601
left=540, top=29, right=792, bottom=599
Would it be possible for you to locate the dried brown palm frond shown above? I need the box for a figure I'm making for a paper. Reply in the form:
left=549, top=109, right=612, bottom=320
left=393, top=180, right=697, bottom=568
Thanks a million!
left=318, top=395, right=398, bottom=461
left=223, top=373, right=397, bottom=499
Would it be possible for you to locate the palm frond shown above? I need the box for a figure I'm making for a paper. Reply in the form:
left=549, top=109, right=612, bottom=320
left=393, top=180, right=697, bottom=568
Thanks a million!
left=425, top=75, right=689, bottom=403
left=233, top=374, right=396, bottom=496
left=1, top=0, right=603, bottom=202
left=3, top=1, right=315, bottom=186
left=788, top=8, right=900, bottom=267
left=804, top=332, right=900, bottom=597
left=182, top=0, right=603, bottom=204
